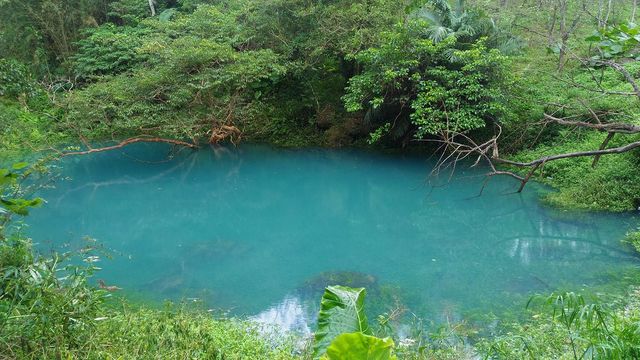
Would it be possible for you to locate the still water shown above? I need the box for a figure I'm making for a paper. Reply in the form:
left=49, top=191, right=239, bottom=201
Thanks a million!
left=28, top=143, right=639, bottom=332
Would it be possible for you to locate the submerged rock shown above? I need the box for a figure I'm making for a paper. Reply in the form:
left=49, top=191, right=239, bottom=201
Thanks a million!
left=142, top=260, right=193, bottom=296
left=296, top=270, right=378, bottom=297
left=505, top=274, right=551, bottom=294
left=180, top=239, right=250, bottom=261
left=143, top=273, right=187, bottom=295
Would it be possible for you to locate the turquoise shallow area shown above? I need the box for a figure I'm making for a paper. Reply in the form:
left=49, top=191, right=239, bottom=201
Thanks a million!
left=27, top=143, right=639, bottom=331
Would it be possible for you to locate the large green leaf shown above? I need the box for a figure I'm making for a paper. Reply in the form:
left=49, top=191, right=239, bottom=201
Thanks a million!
left=314, top=286, right=370, bottom=358
left=322, top=332, right=396, bottom=360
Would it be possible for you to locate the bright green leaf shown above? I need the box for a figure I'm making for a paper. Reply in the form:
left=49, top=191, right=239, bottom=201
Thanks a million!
left=314, top=286, right=370, bottom=358
left=322, top=333, right=397, bottom=360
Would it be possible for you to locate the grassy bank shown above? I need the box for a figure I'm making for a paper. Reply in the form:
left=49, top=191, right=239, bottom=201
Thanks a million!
left=2, top=301, right=301, bottom=359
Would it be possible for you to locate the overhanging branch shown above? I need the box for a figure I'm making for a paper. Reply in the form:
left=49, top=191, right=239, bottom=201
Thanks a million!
left=543, top=113, right=640, bottom=134
left=60, top=137, right=198, bottom=157
left=417, top=122, right=640, bottom=194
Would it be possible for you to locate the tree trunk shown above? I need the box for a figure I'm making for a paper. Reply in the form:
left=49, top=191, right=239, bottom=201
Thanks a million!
left=148, top=0, right=156, bottom=16
left=603, top=0, right=612, bottom=28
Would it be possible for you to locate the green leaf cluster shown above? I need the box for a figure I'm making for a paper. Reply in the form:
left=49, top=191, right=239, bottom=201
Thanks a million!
left=0, top=59, right=42, bottom=99
left=64, top=5, right=289, bottom=142
left=0, top=163, right=43, bottom=220
left=479, top=292, right=640, bottom=359
left=344, top=20, right=510, bottom=140
left=586, top=22, right=640, bottom=59
left=72, top=24, right=151, bottom=80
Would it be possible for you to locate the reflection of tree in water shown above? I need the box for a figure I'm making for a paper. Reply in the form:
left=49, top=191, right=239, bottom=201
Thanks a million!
left=55, top=144, right=244, bottom=206
left=399, top=182, right=639, bottom=322
left=500, top=207, right=636, bottom=265
left=251, top=295, right=312, bottom=334
left=54, top=148, right=196, bottom=204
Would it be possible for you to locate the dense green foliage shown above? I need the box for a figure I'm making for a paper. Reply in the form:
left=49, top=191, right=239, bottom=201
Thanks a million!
left=509, top=130, right=640, bottom=212
left=344, top=27, right=508, bottom=140
left=64, top=4, right=290, bottom=141
left=2, top=0, right=640, bottom=358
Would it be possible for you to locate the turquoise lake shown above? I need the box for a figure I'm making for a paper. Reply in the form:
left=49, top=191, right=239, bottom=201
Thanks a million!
left=28, top=143, right=640, bottom=332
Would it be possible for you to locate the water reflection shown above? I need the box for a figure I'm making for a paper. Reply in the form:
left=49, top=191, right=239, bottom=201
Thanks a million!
left=251, top=295, right=312, bottom=334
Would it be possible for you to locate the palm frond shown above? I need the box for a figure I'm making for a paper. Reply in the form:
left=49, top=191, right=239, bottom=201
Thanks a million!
left=453, top=0, right=466, bottom=18
left=425, top=25, right=453, bottom=43
left=427, top=0, right=453, bottom=27
left=413, top=8, right=444, bottom=26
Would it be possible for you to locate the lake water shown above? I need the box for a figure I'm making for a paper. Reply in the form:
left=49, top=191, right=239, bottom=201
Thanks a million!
left=27, top=143, right=639, bottom=332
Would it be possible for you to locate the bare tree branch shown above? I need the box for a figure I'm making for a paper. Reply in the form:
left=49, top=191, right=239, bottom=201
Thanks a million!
left=60, top=137, right=198, bottom=157
left=600, top=60, right=640, bottom=101
left=416, top=118, right=640, bottom=194
left=543, top=113, right=640, bottom=134
left=495, top=141, right=640, bottom=168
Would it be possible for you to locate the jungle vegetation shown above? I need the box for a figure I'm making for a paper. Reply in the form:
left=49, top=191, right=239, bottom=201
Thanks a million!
left=1, top=0, right=640, bottom=358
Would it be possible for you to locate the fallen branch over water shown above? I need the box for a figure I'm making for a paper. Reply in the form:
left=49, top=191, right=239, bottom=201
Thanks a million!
left=60, top=137, right=198, bottom=157
left=419, top=121, right=640, bottom=194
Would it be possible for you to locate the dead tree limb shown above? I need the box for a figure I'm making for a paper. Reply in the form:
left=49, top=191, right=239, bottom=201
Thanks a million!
left=543, top=113, right=640, bottom=134
left=148, top=0, right=156, bottom=16
left=419, top=120, right=640, bottom=194
left=495, top=141, right=640, bottom=168
left=600, top=60, right=640, bottom=101
left=60, top=137, right=198, bottom=157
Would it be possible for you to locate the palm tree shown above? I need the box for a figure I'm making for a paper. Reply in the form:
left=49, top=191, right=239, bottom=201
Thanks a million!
left=411, top=0, right=521, bottom=53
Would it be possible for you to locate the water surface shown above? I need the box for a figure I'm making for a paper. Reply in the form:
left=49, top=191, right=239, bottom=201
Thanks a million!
left=28, top=143, right=639, bottom=332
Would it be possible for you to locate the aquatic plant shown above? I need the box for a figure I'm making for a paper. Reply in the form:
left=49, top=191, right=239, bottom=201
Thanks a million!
left=313, top=285, right=397, bottom=360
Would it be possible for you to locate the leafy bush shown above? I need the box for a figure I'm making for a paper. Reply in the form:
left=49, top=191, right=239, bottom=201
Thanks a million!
left=64, top=5, right=290, bottom=143
left=344, top=20, right=510, bottom=141
left=72, top=24, right=151, bottom=80
left=0, top=59, right=42, bottom=100
left=0, top=99, right=65, bottom=158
